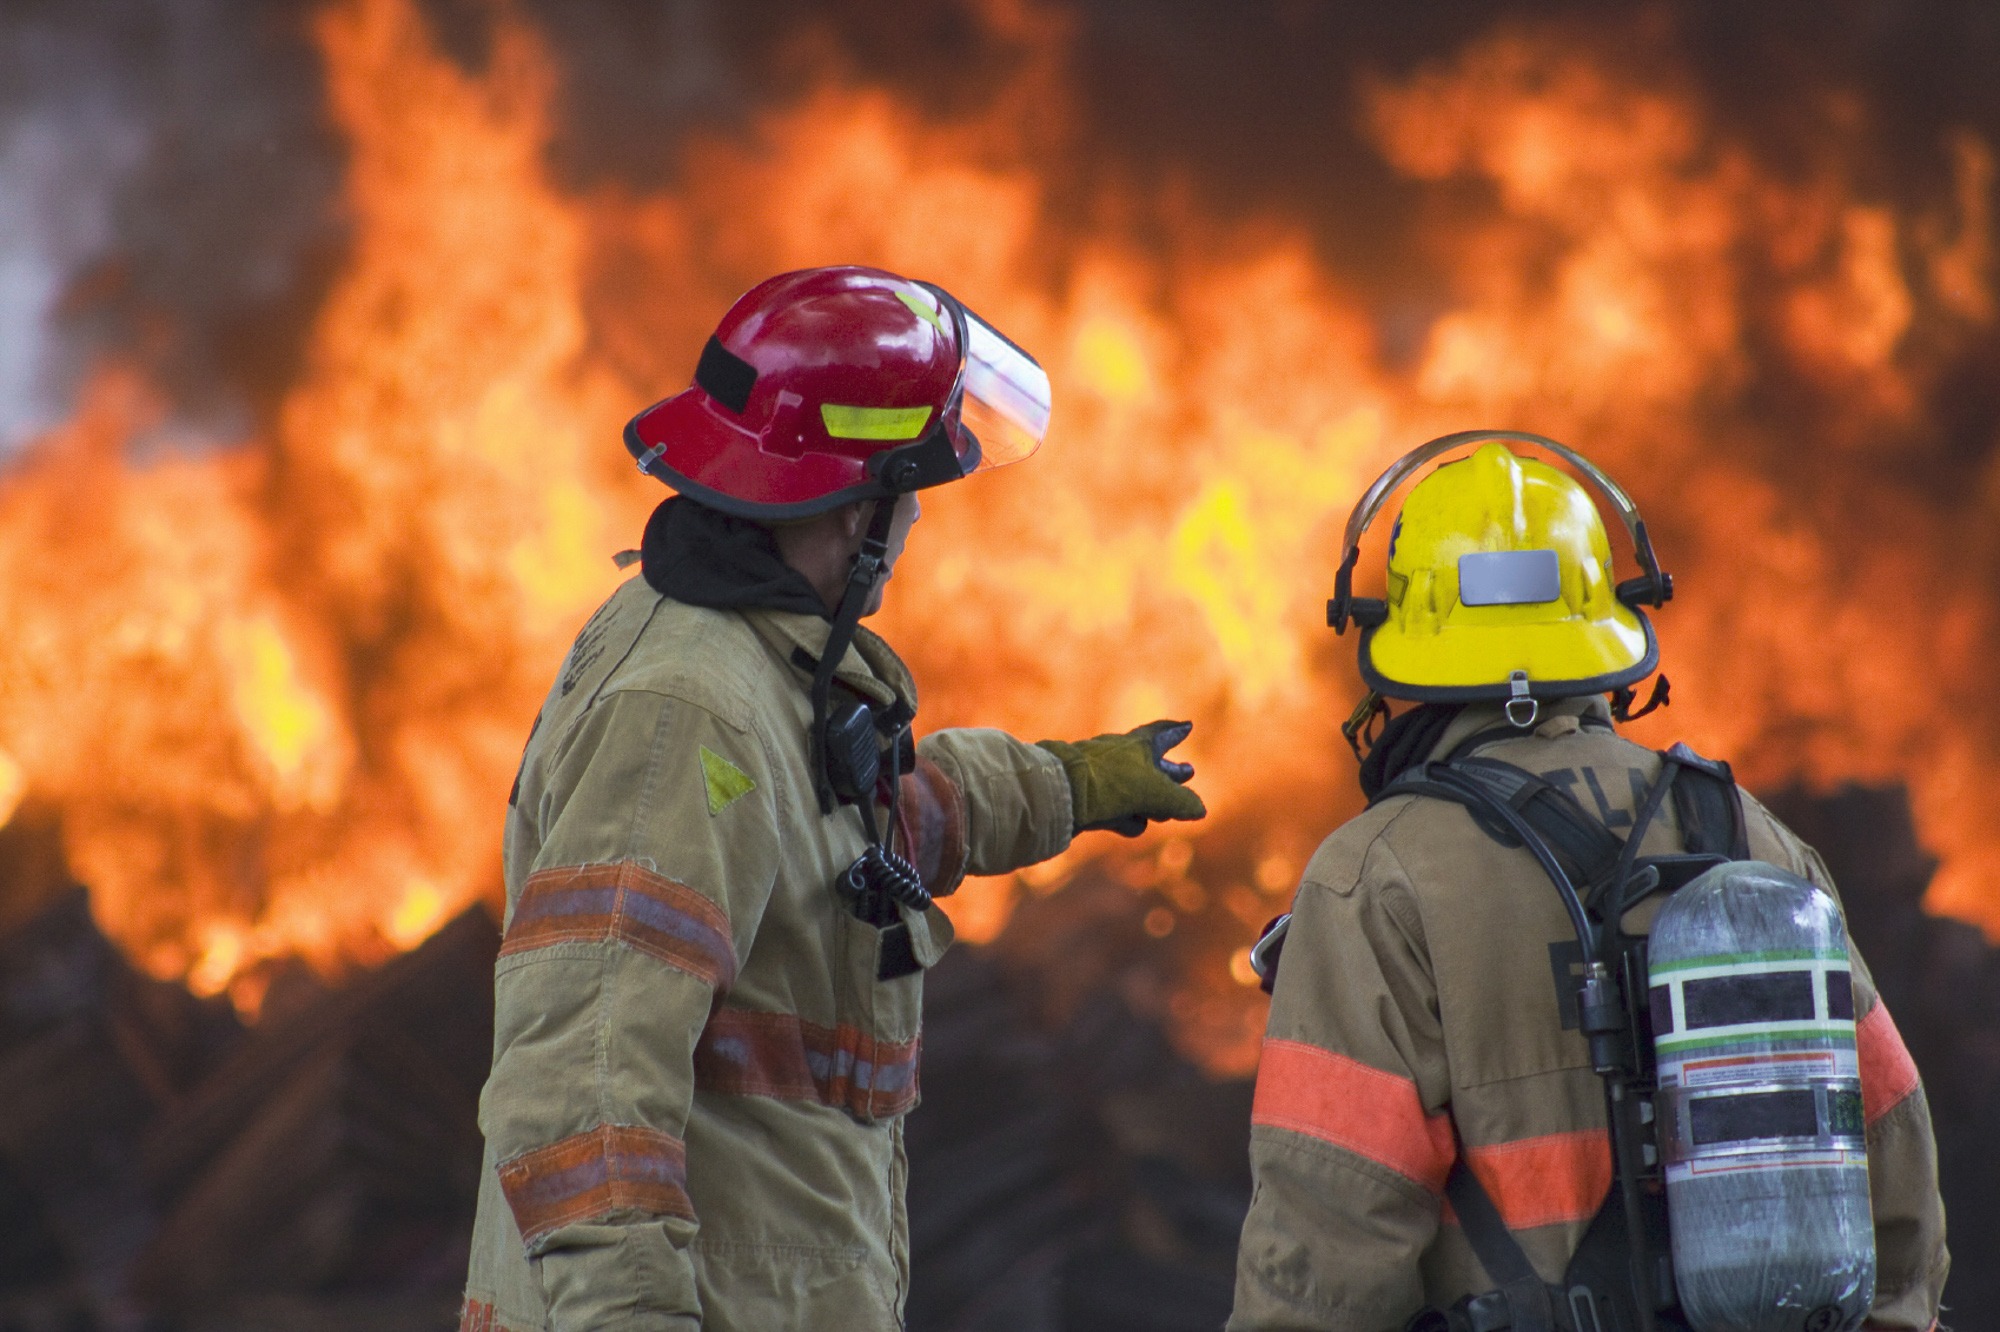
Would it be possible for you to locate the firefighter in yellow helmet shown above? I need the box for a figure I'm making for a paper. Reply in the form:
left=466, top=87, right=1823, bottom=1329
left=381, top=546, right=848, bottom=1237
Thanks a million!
left=1229, top=434, right=1947, bottom=1331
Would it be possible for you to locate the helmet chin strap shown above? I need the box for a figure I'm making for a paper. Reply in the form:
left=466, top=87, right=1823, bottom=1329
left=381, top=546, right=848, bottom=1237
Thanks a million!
left=807, top=495, right=902, bottom=814
left=806, top=494, right=937, bottom=934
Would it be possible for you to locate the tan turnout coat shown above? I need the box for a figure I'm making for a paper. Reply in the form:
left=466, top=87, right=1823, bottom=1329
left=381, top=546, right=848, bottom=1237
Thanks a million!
left=1230, top=698, right=1948, bottom=1332
left=462, top=576, right=1073, bottom=1331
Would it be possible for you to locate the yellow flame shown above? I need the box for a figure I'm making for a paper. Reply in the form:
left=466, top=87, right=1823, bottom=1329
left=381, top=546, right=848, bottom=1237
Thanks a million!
left=189, top=925, right=246, bottom=997
left=387, top=879, right=449, bottom=949
left=222, top=616, right=342, bottom=808
left=1170, top=479, right=1287, bottom=698
left=0, top=749, right=23, bottom=830
left=509, top=476, right=617, bottom=621
left=1073, top=317, right=1153, bottom=403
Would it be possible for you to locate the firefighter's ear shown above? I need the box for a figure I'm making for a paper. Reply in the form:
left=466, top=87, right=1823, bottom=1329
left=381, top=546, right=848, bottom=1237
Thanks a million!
left=839, top=499, right=877, bottom=542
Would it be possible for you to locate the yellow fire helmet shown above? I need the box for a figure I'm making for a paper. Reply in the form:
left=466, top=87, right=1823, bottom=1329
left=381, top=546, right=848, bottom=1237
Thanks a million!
left=1327, top=431, right=1673, bottom=721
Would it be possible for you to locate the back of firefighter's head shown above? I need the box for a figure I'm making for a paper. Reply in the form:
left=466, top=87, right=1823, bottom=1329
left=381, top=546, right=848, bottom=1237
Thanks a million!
left=1359, top=443, right=1659, bottom=704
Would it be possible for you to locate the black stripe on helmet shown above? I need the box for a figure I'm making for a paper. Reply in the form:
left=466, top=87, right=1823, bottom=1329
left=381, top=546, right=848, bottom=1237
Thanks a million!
left=694, top=336, right=757, bottom=414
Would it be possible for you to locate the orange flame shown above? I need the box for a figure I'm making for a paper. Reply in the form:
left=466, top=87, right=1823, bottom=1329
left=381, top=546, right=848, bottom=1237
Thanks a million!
left=0, top=0, right=1994, bottom=1076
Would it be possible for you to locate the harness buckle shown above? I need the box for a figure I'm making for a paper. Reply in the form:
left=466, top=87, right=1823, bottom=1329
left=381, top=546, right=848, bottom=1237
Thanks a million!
left=1566, top=1285, right=1606, bottom=1332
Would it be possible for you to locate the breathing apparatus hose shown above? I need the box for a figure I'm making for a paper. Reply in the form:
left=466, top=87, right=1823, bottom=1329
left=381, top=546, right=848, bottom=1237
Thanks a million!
left=1428, top=762, right=1672, bottom=1332
left=1428, top=767, right=1598, bottom=955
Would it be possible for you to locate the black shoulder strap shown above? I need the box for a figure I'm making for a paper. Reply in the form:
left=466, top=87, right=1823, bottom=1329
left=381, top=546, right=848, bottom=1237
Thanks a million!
left=1380, top=758, right=1626, bottom=895
left=1660, top=741, right=1749, bottom=859
left=1378, top=742, right=1748, bottom=887
left=1444, top=1156, right=1559, bottom=1331
left=1445, top=1155, right=1536, bottom=1284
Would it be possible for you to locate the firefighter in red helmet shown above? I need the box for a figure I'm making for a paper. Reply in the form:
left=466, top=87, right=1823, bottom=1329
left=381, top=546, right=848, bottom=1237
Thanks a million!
left=462, top=266, right=1206, bottom=1331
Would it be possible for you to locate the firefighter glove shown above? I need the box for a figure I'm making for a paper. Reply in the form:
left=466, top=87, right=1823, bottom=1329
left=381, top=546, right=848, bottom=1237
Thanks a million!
left=1037, top=719, right=1207, bottom=837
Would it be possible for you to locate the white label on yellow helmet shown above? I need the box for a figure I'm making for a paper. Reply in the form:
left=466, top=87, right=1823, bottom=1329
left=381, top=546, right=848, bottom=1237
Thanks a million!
left=820, top=403, right=935, bottom=440
left=1459, top=550, right=1562, bottom=606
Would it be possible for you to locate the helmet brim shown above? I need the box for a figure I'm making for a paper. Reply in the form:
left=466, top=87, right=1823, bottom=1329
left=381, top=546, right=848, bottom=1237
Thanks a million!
left=1359, top=608, right=1659, bottom=703
left=625, top=392, right=976, bottom=520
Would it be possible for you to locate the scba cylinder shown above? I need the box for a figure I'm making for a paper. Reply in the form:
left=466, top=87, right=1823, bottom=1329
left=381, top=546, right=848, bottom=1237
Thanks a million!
left=1649, top=860, right=1875, bottom=1332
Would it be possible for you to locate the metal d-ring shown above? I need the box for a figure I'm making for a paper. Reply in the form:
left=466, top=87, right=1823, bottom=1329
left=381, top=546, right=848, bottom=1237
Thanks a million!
left=1504, top=670, right=1540, bottom=729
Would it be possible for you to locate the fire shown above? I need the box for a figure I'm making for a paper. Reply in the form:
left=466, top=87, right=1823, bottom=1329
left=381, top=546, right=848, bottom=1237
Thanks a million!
left=0, top=1, right=1994, bottom=1075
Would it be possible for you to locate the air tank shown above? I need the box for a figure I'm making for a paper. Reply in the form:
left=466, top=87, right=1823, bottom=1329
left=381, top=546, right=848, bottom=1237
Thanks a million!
left=1648, top=860, right=1875, bottom=1332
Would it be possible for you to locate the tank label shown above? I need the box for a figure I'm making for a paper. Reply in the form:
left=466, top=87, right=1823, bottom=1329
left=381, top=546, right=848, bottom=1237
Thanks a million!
left=1665, top=1147, right=1867, bottom=1183
left=1657, top=1077, right=1868, bottom=1171
left=1668, top=1046, right=1860, bottom=1089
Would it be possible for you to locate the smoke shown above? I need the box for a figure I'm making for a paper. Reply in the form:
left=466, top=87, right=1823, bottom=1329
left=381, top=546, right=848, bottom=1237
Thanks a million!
left=7, top=0, right=1997, bottom=456
left=0, top=0, right=341, bottom=454
left=0, top=22, right=147, bottom=452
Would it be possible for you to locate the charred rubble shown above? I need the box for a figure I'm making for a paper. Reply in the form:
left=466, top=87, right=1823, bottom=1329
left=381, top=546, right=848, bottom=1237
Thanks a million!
left=0, top=782, right=1991, bottom=1331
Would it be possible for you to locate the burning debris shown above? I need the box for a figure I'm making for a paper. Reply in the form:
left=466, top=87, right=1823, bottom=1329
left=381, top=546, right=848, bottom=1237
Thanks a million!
left=0, top=781, right=1991, bottom=1328
left=0, top=852, right=491, bottom=1327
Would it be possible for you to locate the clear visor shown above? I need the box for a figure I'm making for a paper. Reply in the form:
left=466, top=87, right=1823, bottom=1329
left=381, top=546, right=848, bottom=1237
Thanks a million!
left=955, top=304, right=1051, bottom=469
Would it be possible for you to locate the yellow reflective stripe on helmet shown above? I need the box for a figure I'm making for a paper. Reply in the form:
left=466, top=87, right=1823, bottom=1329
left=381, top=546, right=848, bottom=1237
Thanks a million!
left=820, top=404, right=935, bottom=440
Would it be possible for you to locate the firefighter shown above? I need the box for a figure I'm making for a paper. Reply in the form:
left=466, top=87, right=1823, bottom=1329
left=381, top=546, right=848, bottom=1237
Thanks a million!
left=1229, top=435, right=1947, bottom=1331
left=460, top=266, right=1205, bottom=1332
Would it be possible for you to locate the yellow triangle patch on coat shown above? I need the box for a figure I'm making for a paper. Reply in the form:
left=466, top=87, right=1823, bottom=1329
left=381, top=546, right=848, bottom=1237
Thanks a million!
left=699, top=746, right=755, bottom=816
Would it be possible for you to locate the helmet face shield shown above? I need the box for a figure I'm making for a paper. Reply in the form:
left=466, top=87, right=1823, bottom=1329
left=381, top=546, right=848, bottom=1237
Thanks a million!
left=917, top=283, right=1051, bottom=472
left=957, top=305, right=1051, bottom=469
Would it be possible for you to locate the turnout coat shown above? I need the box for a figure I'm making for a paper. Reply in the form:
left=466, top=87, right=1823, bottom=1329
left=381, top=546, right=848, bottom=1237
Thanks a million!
left=462, top=576, right=1073, bottom=1331
left=1229, top=697, right=1948, bottom=1332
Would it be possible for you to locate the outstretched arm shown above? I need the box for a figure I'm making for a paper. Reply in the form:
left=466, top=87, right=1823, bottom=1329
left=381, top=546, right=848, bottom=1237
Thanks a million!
left=910, top=718, right=1209, bottom=887
left=911, top=727, right=1073, bottom=880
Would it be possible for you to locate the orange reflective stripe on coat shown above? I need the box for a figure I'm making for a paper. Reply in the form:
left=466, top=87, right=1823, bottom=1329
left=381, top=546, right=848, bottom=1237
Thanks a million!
left=1251, top=1039, right=1454, bottom=1191
left=458, top=1299, right=531, bottom=1332
left=496, top=1123, right=694, bottom=1248
left=1461, top=1129, right=1612, bottom=1230
left=502, top=861, right=737, bottom=991
left=694, top=1006, right=922, bottom=1120
left=1859, top=999, right=1921, bottom=1126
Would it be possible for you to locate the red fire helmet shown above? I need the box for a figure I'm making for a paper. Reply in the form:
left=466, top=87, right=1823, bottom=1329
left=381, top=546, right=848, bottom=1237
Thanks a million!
left=624, top=265, right=1052, bottom=518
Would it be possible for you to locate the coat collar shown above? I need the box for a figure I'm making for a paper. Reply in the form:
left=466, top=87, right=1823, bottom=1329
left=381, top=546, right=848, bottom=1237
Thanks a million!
left=1426, top=694, right=1615, bottom=762
left=738, top=608, right=918, bottom=712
